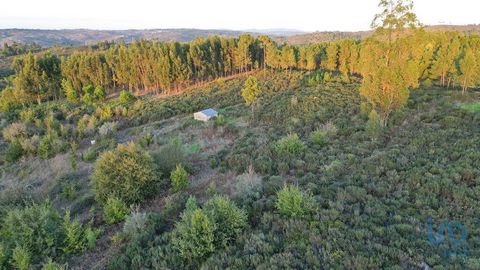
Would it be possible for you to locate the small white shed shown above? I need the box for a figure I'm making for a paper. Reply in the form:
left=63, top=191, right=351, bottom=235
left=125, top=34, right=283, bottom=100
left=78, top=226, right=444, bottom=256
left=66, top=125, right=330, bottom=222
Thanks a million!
left=194, top=108, right=218, bottom=122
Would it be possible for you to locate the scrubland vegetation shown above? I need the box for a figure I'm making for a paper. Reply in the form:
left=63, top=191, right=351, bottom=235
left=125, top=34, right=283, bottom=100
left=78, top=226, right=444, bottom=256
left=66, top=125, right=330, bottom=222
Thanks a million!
left=0, top=0, right=479, bottom=269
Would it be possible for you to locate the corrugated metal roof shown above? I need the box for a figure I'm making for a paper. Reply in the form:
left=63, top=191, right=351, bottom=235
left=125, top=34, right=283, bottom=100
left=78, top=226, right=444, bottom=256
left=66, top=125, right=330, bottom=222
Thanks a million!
left=199, top=108, right=218, bottom=117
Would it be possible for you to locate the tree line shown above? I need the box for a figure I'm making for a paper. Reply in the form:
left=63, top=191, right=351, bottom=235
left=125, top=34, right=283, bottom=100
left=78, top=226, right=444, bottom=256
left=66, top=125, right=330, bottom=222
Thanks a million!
left=2, top=29, right=480, bottom=111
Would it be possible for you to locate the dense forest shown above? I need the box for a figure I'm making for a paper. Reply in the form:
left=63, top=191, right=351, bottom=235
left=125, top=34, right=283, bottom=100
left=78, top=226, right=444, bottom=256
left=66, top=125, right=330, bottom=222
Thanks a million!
left=0, top=0, right=479, bottom=269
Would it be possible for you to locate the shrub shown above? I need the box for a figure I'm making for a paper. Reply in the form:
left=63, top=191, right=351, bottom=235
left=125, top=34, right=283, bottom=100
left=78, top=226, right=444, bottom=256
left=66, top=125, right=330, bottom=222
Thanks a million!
left=119, top=90, right=136, bottom=104
left=92, top=142, right=156, bottom=204
left=163, top=192, right=189, bottom=219
left=63, top=210, right=98, bottom=254
left=215, top=114, right=226, bottom=126
left=20, top=135, right=40, bottom=156
left=41, top=259, right=66, bottom=270
left=2, top=122, right=27, bottom=142
left=81, top=92, right=93, bottom=104
left=171, top=208, right=215, bottom=264
left=98, top=122, right=117, bottom=137
left=39, top=133, right=63, bottom=159
left=276, top=185, right=315, bottom=218
left=11, top=246, right=30, bottom=270
left=62, top=79, right=78, bottom=102
left=171, top=164, right=189, bottom=193
left=235, top=165, right=262, bottom=197
left=82, top=85, right=95, bottom=96
left=5, top=140, right=24, bottom=163
left=103, top=196, right=130, bottom=224
left=253, top=156, right=273, bottom=174
left=138, top=132, right=154, bottom=148
left=96, top=106, right=113, bottom=121
left=94, top=86, right=106, bottom=101
left=310, top=130, right=327, bottom=146
left=151, top=137, right=185, bottom=175
left=203, top=196, right=247, bottom=248
left=275, top=133, right=306, bottom=158
left=122, top=208, right=148, bottom=239
left=366, top=109, right=381, bottom=138
left=0, top=203, right=64, bottom=266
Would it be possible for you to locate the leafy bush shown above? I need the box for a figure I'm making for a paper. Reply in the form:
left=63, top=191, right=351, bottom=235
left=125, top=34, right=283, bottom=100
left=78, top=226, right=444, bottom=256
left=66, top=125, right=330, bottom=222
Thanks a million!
left=203, top=196, right=247, bottom=248
left=170, top=164, right=189, bottom=192
left=215, top=114, right=226, bottom=126
left=11, top=246, right=30, bottom=270
left=151, top=137, right=185, bottom=175
left=119, top=90, right=136, bottom=104
left=310, top=130, right=327, bottom=146
left=38, top=133, right=59, bottom=159
left=41, top=259, right=66, bottom=270
left=366, top=109, right=381, bottom=138
left=63, top=211, right=99, bottom=254
left=171, top=208, right=215, bottom=264
left=276, top=185, right=315, bottom=218
left=5, top=140, right=24, bottom=163
left=0, top=203, right=62, bottom=265
left=94, top=86, right=106, bottom=100
left=122, top=208, right=148, bottom=239
left=103, top=196, right=130, bottom=224
left=2, top=122, right=27, bottom=142
left=92, top=142, right=156, bottom=204
left=98, top=121, right=117, bottom=137
left=275, top=133, right=306, bottom=158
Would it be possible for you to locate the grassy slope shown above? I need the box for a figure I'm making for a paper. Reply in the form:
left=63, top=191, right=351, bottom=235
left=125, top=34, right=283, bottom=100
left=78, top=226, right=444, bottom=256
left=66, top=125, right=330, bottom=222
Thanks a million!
left=1, top=71, right=479, bottom=268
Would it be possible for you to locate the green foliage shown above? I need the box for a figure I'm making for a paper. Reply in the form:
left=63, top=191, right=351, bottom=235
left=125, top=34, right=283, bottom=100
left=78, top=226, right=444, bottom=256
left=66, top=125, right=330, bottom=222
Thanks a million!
left=63, top=211, right=98, bottom=254
left=276, top=185, right=315, bottom=218
left=171, top=208, right=215, bottom=264
left=461, top=102, right=480, bottom=112
left=275, top=133, right=306, bottom=158
left=94, top=86, right=106, bottom=100
left=366, top=109, right=381, bottom=138
left=151, top=137, right=185, bottom=175
left=103, top=196, right=130, bottom=224
left=62, top=79, right=78, bottom=102
left=5, top=140, right=24, bottom=163
left=119, top=90, right=136, bottom=104
left=41, top=259, right=66, bottom=270
left=215, top=114, right=226, bottom=126
left=310, top=130, right=327, bottom=146
left=170, top=164, right=189, bottom=193
left=38, top=133, right=60, bottom=159
left=0, top=202, right=95, bottom=268
left=11, top=246, right=30, bottom=270
left=0, top=203, right=63, bottom=265
left=92, top=142, right=156, bottom=204
left=203, top=196, right=247, bottom=248
left=241, top=76, right=261, bottom=107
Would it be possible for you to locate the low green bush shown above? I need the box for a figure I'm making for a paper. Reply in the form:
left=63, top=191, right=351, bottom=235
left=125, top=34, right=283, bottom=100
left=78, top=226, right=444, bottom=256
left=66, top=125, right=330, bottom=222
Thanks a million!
left=103, top=196, right=130, bottom=224
left=275, top=133, right=306, bottom=158
left=119, top=90, right=136, bottom=104
left=5, top=140, right=24, bottom=163
left=170, top=164, right=189, bottom=193
left=276, top=185, right=315, bottom=218
left=151, top=137, right=185, bottom=175
left=92, top=142, right=156, bottom=204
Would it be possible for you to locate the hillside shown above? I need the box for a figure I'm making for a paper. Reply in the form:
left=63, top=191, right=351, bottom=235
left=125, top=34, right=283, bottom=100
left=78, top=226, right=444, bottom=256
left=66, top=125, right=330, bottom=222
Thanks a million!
left=0, top=29, right=250, bottom=47
left=284, top=24, right=480, bottom=45
left=0, top=70, right=479, bottom=269
left=2, top=25, right=480, bottom=48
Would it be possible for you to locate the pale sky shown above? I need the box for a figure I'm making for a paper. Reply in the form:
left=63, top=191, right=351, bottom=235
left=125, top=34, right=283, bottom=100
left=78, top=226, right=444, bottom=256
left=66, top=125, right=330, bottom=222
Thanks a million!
left=0, top=0, right=478, bottom=32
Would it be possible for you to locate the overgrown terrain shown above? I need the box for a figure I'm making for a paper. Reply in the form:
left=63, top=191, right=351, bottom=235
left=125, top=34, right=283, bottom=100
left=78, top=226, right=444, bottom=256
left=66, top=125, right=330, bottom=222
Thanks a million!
left=1, top=1, right=480, bottom=268
left=0, top=69, right=479, bottom=269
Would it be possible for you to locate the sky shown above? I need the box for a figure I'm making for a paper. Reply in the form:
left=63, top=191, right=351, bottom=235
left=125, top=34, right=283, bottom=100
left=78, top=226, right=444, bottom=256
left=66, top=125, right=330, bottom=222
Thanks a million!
left=0, top=0, right=478, bottom=32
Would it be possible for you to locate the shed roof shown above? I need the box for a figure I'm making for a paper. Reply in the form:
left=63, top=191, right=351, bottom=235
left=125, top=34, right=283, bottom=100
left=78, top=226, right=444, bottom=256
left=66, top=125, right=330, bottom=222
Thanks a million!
left=198, top=108, right=218, bottom=117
